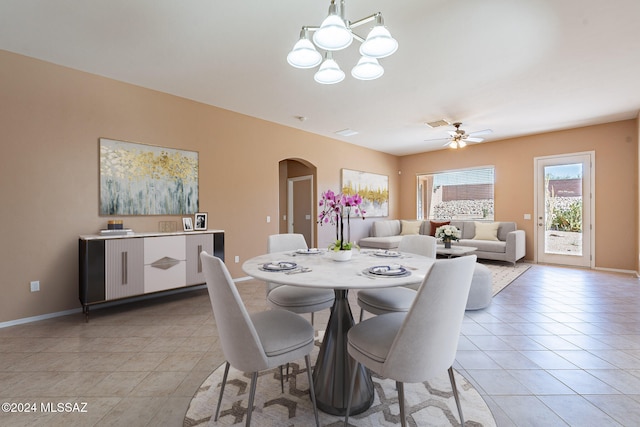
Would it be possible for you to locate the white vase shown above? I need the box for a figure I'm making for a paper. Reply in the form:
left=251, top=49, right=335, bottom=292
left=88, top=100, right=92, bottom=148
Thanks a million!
left=331, top=249, right=353, bottom=262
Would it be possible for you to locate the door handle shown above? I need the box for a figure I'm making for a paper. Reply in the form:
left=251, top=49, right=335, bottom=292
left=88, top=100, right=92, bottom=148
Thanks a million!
left=121, top=251, right=128, bottom=285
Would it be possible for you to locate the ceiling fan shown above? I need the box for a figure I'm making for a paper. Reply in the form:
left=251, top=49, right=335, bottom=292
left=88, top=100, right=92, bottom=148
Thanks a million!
left=425, top=122, right=493, bottom=149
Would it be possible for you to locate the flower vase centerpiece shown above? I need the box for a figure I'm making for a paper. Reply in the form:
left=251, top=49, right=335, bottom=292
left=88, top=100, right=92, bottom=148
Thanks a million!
left=318, top=189, right=366, bottom=261
left=435, top=224, right=461, bottom=249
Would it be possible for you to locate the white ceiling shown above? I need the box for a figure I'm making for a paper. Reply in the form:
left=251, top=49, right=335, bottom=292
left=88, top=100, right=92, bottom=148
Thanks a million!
left=1, top=0, right=639, bottom=155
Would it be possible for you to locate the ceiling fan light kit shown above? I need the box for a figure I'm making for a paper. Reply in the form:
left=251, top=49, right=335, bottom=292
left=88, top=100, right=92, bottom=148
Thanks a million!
left=288, top=0, right=397, bottom=84
left=425, top=122, right=493, bottom=149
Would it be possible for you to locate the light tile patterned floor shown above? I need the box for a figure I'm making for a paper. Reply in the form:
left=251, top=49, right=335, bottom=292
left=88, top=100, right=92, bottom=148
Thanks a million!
left=456, top=264, right=640, bottom=427
left=0, top=263, right=639, bottom=426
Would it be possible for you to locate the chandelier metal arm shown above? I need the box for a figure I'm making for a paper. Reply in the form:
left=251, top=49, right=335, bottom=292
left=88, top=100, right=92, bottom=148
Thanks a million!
left=348, top=12, right=381, bottom=29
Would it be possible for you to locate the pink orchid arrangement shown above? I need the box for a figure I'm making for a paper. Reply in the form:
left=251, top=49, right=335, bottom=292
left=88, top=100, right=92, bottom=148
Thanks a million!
left=318, top=189, right=366, bottom=251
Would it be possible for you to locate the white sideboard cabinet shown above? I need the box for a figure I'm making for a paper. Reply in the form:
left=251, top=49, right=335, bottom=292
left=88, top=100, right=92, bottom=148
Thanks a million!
left=79, top=230, right=224, bottom=320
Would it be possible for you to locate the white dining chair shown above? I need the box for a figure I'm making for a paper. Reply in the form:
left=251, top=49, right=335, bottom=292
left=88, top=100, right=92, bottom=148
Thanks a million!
left=266, top=233, right=335, bottom=326
left=357, top=234, right=437, bottom=321
left=200, top=252, right=320, bottom=427
left=345, top=255, right=477, bottom=427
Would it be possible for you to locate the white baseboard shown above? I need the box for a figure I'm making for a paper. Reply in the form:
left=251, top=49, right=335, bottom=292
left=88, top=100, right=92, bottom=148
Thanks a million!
left=593, top=266, right=639, bottom=277
left=0, top=283, right=212, bottom=329
left=2, top=278, right=268, bottom=329
left=0, top=307, right=82, bottom=329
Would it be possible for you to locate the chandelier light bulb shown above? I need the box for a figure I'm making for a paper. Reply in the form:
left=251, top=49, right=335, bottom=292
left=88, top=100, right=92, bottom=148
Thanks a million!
left=458, top=140, right=467, bottom=148
left=313, top=2, right=353, bottom=51
left=287, top=37, right=322, bottom=69
left=351, top=56, right=384, bottom=80
left=314, top=55, right=345, bottom=84
left=360, top=25, right=398, bottom=58
left=449, top=141, right=458, bottom=149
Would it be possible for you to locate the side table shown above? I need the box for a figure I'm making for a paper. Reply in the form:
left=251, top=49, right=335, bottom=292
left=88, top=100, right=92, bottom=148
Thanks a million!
left=436, top=244, right=477, bottom=258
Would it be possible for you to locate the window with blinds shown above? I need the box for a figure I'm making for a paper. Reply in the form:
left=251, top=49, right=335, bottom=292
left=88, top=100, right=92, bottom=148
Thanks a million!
left=417, top=167, right=495, bottom=220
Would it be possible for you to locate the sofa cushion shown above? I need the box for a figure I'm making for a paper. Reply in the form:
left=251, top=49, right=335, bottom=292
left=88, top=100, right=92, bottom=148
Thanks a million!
left=400, top=220, right=422, bottom=235
left=371, top=220, right=401, bottom=238
left=428, top=220, right=450, bottom=236
left=450, top=220, right=473, bottom=239
left=459, top=239, right=506, bottom=254
left=497, top=222, right=516, bottom=241
left=473, top=221, right=500, bottom=241
left=358, top=235, right=403, bottom=249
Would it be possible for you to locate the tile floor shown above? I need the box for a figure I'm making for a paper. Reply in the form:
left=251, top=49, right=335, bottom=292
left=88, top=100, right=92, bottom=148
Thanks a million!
left=0, top=263, right=639, bottom=426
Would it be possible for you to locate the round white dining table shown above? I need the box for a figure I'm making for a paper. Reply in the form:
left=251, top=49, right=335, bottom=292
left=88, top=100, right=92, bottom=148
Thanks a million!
left=242, top=249, right=435, bottom=416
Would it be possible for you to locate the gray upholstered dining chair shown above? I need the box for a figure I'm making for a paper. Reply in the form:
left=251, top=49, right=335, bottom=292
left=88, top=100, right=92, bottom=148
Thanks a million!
left=345, top=255, right=477, bottom=427
left=357, top=234, right=437, bottom=321
left=200, top=252, right=320, bottom=427
left=266, top=233, right=335, bottom=326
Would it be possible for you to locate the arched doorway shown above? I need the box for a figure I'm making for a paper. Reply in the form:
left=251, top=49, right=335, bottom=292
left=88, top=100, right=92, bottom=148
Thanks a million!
left=278, top=159, right=317, bottom=247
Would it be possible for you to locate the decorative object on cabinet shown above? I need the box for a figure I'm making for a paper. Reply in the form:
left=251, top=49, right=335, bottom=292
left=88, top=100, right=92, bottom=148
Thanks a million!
left=182, top=217, right=194, bottom=231
left=341, top=168, right=389, bottom=217
left=158, top=221, right=178, bottom=233
left=194, top=212, right=208, bottom=230
left=79, top=230, right=224, bottom=321
left=99, top=138, right=199, bottom=216
left=107, top=219, right=124, bottom=230
left=99, top=228, right=133, bottom=236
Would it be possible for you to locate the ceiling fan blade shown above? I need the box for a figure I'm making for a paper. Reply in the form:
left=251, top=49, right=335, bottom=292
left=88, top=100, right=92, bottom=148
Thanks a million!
left=424, top=137, right=450, bottom=143
left=463, top=137, right=484, bottom=143
left=447, top=130, right=457, bottom=137
left=468, top=129, right=492, bottom=137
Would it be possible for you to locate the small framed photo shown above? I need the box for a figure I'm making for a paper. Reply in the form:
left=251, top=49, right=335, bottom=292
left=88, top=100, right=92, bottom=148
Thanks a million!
left=194, top=212, right=208, bottom=230
left=182, top=217, right=194, bottom=231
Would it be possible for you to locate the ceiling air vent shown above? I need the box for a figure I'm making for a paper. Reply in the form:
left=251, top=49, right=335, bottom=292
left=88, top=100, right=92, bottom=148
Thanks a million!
left=335, top=129, right=359, bottom=137
left=425, top=119, right=450, bottom=128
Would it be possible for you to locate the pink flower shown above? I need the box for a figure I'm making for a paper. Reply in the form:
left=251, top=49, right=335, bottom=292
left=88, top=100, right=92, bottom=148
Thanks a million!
left=318, top=189, right=366, bottom=250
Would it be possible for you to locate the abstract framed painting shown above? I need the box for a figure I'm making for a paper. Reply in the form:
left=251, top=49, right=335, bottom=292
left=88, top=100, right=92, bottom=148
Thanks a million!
left=99, top=138, right=199, bottom=215
left=341, top=169, right=389, bottom=217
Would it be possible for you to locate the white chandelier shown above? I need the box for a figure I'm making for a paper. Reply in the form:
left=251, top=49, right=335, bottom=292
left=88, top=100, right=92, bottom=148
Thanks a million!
left=287, top=0, right=398, bottom=84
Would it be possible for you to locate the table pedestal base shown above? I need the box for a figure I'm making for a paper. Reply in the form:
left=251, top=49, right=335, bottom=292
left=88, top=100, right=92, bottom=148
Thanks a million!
left=312, top=289, right=374, bottom=416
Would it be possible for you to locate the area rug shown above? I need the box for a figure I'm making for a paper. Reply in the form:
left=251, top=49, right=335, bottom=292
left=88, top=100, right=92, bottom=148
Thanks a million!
left=481, top=261, right=531, bottom=296
left=184, top=345, right=496, bottom=427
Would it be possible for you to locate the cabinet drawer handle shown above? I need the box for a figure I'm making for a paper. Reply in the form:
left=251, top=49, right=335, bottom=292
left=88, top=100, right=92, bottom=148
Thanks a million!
left=197, top=245, right=203, bottom=273
left=122, top=251, right=128, bottom=285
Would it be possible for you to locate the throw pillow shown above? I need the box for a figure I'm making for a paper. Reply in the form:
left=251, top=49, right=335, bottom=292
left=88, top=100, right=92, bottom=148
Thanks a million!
left=473, top=221, right=500, bottom=241
left=400, top=220, right=422, bottom=235
left=429, top=220, right=450, bottom=237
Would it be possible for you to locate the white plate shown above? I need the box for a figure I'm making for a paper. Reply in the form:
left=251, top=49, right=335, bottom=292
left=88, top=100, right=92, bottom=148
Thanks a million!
left=261, top=261, right=298, bottom=271
left=373, top=250, right=401, bottom=258
left=295, top=248, right=321, bottom=255
left=367, top=265, right=409, bottom=277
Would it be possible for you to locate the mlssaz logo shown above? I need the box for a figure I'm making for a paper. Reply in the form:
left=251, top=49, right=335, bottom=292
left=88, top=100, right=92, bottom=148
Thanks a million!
left=40, top=402, right=88, bottom=413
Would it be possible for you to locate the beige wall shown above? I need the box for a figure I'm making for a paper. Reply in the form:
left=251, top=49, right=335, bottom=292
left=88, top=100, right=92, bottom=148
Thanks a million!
left=399, top=120, right=639, bottom=271
left=0, top=50, right=399, bottom=323
left=1, top=49, right=638, bottom=324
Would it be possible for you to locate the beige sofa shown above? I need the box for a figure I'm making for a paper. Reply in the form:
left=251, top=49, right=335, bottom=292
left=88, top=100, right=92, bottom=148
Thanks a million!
left=359, top=219, right=526, bottom=265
